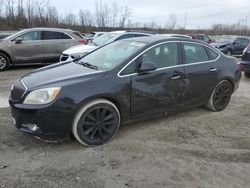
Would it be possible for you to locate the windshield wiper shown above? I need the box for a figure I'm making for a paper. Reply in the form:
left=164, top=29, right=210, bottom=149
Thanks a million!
left=78, top=62, right=99, bottom=70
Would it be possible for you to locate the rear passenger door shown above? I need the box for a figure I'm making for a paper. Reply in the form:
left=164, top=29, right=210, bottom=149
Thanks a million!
left=181, top=42, right=218, bottom=108
left=41, top=31, right=73, bottom=63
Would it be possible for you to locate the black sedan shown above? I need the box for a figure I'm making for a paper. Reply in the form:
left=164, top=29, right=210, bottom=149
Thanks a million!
left=211, top=37, right=250, bottom=56
left=9, top=37, right=241, bottom=146
left=241, top=44, right=250, bottom=78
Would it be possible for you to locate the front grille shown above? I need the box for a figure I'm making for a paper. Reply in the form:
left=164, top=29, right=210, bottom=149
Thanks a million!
left=60, top=54, right=69, bottom=61
left=10, top=79, right=26, bottom=102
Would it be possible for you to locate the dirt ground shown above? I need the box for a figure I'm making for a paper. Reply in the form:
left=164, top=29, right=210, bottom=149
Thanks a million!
left=0, top=67, right=250, bottom=188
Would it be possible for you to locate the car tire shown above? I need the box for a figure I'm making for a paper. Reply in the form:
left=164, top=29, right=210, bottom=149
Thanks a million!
left=206, top=80, right=233, bottom=112
left=0, top=52, right=10, bottom=71
left=72, top=99, right=120, bottom=146
left=245, top=73, right=250, bottom=78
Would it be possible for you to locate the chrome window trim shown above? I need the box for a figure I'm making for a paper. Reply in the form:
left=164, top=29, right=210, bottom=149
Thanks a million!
left=117, top=41, right=220, bottom=78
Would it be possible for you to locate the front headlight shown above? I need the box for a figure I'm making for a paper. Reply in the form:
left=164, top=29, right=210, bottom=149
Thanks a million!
left=23, top=87, right=61, bottom=105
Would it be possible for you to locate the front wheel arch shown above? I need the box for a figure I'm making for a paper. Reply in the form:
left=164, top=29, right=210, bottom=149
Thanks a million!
left=72, top=98, right=121, bottom=146
left=0, top=50, right=12, bottom=64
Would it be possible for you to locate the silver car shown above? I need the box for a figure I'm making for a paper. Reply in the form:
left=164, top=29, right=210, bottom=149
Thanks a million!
left=60, top=31, right=154, bottom=62
left=0, top=28, right=85, bottom=71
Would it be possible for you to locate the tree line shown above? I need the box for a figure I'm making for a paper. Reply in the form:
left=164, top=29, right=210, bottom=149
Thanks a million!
left=0, top=0, right=132, bottom=31
left=0, top=0, right=249, bottom=36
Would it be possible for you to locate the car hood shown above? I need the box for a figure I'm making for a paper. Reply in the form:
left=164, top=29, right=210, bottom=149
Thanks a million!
left=211, top=42, right=231, bottom=48
left=63, top=44, right=98, bottom=55
left=21, top=62, right=105, bottom=89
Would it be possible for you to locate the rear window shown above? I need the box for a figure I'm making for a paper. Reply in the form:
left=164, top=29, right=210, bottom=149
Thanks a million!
left=205, top=47, right=219, bottom=60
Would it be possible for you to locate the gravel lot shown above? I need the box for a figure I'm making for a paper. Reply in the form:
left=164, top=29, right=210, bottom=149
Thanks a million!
left=0, top=66, right=250, bottom=188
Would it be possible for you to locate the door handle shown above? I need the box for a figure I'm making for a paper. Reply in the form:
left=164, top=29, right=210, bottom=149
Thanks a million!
left=209, top=68, right=217, bottom=72
left=171, top=75, right=181, bottom=80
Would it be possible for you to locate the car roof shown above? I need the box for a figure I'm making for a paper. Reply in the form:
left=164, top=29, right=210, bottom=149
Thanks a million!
left=123, top=36, right=208, bottom=45
left=21, top=27, right=75, bottom=32
left=109, top=30, right=154, bottom=35
left=158, top=34, right=192, bottom=39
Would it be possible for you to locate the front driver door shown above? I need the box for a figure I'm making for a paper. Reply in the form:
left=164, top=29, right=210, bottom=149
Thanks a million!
left=131, top=42, right=186, bottom=118
left=10, top=31, right=43, bottom=64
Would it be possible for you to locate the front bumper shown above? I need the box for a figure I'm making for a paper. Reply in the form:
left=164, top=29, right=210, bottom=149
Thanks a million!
left=9, top=101, right=74, bottom=142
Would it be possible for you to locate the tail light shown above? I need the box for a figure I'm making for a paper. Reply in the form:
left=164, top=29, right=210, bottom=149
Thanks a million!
left=79, top=40, right=87, bottom=44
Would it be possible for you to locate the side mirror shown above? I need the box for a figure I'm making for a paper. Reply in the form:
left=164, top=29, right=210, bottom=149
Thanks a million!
left=15, top=37, right=23, bottom=44
left=139, top=62, right=157, bottom=74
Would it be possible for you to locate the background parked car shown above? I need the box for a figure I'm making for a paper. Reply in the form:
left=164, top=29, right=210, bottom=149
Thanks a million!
left=85, top=32, right=106, bottom=43
left=0, top=34, right=10, bottom=39
left=241, top=44, right=250, bottom=78
left=211, top=37, right=250, bottom=56
left=60, top=30, right=154, bottom=62
left=188, top=34, right=214, bottom=44
left=0, top=27, right=86, bottom=71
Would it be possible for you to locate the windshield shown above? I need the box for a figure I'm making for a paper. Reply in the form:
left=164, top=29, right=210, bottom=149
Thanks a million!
left=89, top=33, right=118, bottom=46
left=4, top=30, right=24, bottom=40
left=78, top=40, right=146, bottom=70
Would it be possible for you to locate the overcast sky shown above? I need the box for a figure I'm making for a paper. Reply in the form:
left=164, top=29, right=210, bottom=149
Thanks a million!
left=50, top=0, right=250, bottom=29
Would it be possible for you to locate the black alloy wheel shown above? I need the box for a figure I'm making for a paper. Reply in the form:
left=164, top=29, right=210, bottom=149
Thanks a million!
left=212, top=81, right=233, bottom=111
left=73, top=99, right=120, bottom=146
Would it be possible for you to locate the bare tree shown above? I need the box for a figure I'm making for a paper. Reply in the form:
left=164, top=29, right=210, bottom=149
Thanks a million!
left=119, top=6, right=131, bottom=28
left=35, top=0, right=49, bottom=25
left=0, top=0, right=3, bottom=17
left=79, top=9, right=94, bottom=28
left=47, top=6, right=58, bottom=27
left=95, top=0, right=109, bottom=28
left=169, top=13, right=177, bottom=30
left=26, top=0, right=35, bottom=27
left=5, top=0, right=15, bottom=28
left=64, top=11, right=77, bottom=26
left=110, top=1, right=118, bottom=27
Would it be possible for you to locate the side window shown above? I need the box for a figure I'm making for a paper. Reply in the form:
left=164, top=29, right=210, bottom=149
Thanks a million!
left=183, top=43, right=209, bottom=64
left=42, top=31, right=71, bottom=40
left=205, top=47, right=219, bottom=60
left=234, top=38, right=241, bottom=44
left=120, top=61, right=136, bottom=75
left=241, top=39, right=249, bottom=46
left=19, top=31, right=41, bottom=41
left=141, top=43, right=179, bottom=69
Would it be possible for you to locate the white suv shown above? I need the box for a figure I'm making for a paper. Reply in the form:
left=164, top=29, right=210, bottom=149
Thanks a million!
left=60, top=31, right=153, bottom=62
